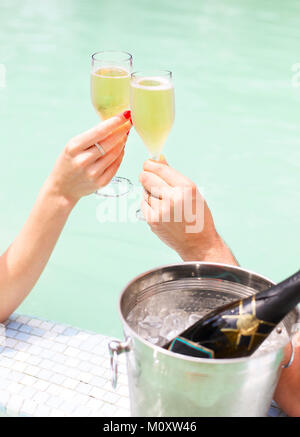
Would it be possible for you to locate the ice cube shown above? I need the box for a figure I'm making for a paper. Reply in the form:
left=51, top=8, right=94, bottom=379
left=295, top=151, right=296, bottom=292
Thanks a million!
left=158, top=307, right=170, bottom=319
left=159, top=311, right=188, bottom=340
left=147, top=336, right=160, bottom=345
left=188, top=313, right=201, bottom=326
left=164, top=329, right=180, bottom=342
left=139, top=315, right=162, bottom=329
left=137, top=315, right=162, bottom=341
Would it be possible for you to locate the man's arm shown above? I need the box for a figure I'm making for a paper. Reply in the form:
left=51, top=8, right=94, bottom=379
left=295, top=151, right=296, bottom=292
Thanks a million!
left=139, top=157, right=300, bottom=417
left=177, top=234, right=239, bottom=266
left=274, top=332, right=300, bottom=417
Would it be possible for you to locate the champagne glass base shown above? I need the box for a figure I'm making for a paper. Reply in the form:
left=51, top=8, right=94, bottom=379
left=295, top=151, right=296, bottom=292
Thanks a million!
left=95, top=177, right=133, bottom=198
left=136, top=208, right=146, bottom=221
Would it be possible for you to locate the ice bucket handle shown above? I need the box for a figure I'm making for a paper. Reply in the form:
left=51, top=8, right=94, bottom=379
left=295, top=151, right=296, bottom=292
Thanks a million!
left=282, top=338, right=295, bottom=369
left=108, top=337, right=131, bottom=389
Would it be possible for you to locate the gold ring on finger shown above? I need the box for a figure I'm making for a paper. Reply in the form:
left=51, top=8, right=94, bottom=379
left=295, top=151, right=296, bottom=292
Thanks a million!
left=95, top=142, right=105, bottom=156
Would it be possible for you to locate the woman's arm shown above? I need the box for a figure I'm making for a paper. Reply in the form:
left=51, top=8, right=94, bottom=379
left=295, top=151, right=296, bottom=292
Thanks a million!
left=0, top=184, right=74, bottom=322
left=0, top=111, right=132, bottom=322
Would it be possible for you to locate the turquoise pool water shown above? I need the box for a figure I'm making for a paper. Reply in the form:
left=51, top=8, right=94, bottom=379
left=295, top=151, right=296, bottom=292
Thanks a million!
left=0, top=0, right=299, bottom=338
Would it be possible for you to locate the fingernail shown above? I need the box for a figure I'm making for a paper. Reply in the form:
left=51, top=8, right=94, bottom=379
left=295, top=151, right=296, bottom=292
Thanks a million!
left=123, top=110, right=131, bottom=120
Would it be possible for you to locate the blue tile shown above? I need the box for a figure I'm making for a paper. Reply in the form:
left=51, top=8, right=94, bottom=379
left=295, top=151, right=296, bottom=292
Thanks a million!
left=19, top=324, right=33, bottom=334
left=2, top=347, right=17, bottom=358
left=6, top=321, right=21, bottom=330
left=62, top=327, right=78, bottom=337
left=15, top=332, right=30, bottom=342
left=5, top=329, right=18, bottom=338
left=30, top=327, right=45, bottom=337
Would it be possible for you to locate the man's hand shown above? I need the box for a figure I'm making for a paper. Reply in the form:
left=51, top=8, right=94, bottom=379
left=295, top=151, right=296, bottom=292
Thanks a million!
left=139, top=157, right=237, bottom=265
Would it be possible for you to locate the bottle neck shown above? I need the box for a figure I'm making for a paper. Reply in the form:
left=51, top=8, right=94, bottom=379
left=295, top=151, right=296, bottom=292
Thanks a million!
left=255, top=270, right=300, bottom=322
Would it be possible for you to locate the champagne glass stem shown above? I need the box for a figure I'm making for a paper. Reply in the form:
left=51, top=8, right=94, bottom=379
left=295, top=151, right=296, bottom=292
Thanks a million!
left=150, top=153, right=161, bottom=161
left=136, top=153, right=161, bottom=221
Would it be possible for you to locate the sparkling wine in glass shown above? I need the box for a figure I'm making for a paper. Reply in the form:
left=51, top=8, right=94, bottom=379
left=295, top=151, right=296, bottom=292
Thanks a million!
left=91, top=51, right=133, bottom=197
left=130, top=70, right=175, bottom=218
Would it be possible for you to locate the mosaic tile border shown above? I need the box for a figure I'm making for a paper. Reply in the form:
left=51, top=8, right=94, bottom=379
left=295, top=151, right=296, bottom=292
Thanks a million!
left=0, top=313, right=289, bottom=417
left=0, top=314, right=130, bottom=417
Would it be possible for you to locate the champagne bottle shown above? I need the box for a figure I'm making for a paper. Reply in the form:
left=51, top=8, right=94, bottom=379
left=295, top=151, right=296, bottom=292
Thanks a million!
left=163, top=270, right=300, bottom=359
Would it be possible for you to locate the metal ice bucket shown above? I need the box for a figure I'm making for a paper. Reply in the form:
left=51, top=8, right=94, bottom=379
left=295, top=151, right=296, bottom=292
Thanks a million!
left=109, top=262, right=299, bottom=417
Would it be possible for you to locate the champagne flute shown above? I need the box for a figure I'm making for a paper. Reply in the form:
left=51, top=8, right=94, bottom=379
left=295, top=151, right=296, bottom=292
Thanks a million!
left=130, top=70, right=175, bottom=219
left=91, top=50, right=133, bottom=197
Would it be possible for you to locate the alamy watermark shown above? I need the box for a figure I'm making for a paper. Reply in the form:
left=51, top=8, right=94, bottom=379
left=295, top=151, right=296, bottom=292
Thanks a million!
left=0, top=64, right=6, bottom=88
left=291, top=63, right=300, bottom=88
left=96, top=185, right=205, bottom=233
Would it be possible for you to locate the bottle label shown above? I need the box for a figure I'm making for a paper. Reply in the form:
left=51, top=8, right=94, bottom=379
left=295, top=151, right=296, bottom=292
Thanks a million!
left=220, top=297, right=276, bottom=351
left=168, top=337, right=215, bottom=359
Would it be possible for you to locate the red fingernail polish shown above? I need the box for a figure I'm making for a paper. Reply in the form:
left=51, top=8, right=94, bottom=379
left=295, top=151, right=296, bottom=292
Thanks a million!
left=123, top=110, right=131, bottom=120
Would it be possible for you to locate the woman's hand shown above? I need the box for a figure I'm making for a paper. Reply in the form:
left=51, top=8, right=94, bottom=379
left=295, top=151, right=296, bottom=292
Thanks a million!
left=0, top=111, right=132, bottom=322
left=46, top=111, right=132, bottom=206
left=139, top=157, right=238, bottom=265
